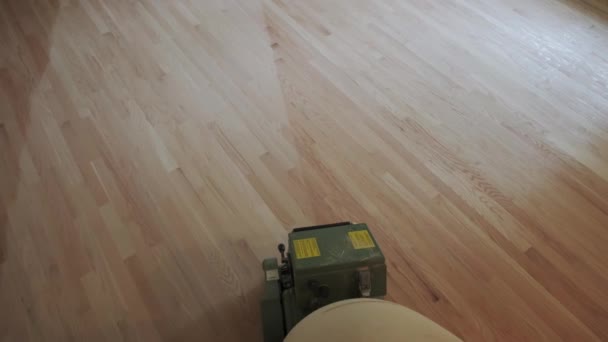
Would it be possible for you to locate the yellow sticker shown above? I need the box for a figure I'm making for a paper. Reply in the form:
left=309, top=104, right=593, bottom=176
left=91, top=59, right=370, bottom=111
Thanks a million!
left=293, top=238, right=321, bottom=259
left=349, top=230, right=375, bottom=249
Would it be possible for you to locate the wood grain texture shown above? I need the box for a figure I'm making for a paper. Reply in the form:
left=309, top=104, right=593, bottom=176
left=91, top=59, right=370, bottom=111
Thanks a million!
left=1, top=0, right=608, bottom=341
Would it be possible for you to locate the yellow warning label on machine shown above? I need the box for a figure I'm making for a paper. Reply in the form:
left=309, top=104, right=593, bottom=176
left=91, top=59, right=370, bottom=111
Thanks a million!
left=293, top=238, right=321, bottom=259
left=349, top=230, right=375, bottom=249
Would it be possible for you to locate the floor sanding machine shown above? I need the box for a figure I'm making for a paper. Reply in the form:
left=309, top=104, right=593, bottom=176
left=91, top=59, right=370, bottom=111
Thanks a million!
left=261, top=222, right=386, bottom=341
left=260, top=222, right=462, bottom=342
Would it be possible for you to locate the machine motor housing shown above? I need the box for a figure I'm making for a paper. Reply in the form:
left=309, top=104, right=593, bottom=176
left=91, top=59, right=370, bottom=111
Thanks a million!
left=261, top=222, right=387, bottom=341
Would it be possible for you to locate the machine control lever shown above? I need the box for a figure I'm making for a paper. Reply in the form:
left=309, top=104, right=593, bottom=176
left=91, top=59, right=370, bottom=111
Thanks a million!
left=278, top=243, right=287, bottom=264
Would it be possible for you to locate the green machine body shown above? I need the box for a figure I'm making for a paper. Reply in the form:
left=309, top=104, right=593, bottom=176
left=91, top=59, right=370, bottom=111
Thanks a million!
left=261, top=222, right=387, bottom=341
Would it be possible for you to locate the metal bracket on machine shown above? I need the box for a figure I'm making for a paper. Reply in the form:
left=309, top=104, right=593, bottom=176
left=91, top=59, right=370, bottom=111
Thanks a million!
left=358, top=267, right=371, bottom=297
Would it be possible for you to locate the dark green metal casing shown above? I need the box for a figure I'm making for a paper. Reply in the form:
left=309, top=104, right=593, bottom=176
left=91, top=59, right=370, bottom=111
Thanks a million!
left=261, top=223, right=386, bottom=342
left=288, top=223, right=386, bottom=314
left=261, top=258, right=284, bottom=341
